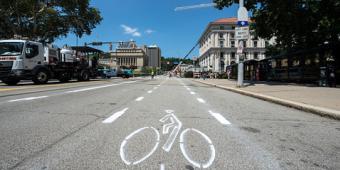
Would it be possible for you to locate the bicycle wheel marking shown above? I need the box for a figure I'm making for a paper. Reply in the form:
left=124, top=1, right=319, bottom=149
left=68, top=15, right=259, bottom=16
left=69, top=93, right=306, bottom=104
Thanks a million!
left=120, top=127, right=160, bottom=165
left=179, top=128, right=216, bottom=169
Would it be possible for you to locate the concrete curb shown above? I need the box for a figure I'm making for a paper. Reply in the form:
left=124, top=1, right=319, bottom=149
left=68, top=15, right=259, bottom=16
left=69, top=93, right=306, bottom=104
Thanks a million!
left=194, top=80, right=340, bottom=120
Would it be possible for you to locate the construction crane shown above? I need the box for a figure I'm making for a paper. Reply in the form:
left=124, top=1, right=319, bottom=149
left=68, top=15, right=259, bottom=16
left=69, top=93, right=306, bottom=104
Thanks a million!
left=84, top=41, right=136, bottom=51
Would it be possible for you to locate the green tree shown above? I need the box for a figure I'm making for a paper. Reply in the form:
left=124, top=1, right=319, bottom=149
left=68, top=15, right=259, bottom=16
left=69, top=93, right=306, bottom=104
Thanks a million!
left=0, top=0, right=102, bottom=43
left=214, top=0, right=340, bottom=50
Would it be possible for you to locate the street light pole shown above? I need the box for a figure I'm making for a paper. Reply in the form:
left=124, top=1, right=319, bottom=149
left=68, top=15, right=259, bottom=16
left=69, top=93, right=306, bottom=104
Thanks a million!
left=237, top=0, right=245, bottom=87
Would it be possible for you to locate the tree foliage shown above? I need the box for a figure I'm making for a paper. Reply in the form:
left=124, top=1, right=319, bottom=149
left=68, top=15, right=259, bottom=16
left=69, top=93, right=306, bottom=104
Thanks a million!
left=214, top=0, right=340, bottom=50
left=0, top=0, right=102, bottom=43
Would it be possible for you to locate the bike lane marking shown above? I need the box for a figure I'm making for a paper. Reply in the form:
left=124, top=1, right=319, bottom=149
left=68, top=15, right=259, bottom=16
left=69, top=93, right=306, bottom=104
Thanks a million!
left=120, top=127, right=160, bottom=165
left=102, top=108, right=129, bottom=124
left=179, top=128, right=216, bottom=169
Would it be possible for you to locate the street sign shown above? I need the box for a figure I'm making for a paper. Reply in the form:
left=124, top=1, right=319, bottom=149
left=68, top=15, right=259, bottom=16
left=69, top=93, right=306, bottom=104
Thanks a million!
left=235, top=26, right=249, bottom=40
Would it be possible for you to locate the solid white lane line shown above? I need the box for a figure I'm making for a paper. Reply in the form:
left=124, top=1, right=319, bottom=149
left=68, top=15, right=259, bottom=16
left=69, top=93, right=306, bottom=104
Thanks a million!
left=135, top=97, right=144, bottom=101
left=66, top=81, right=136, bottom=93
left=8, top=96, right=48, bottom=102
left=147, top=90, right=153, bottom=93
left=197, top=98, right=206, bottom=103
left=190, top=91, right=196, bottom=95
left=102, top=108, right=129, bottom=124
left=208, top=111, right=231, bottom=125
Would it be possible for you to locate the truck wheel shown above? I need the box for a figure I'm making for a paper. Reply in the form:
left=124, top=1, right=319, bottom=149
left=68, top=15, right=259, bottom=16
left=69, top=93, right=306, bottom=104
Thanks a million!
left=78, top=70, right=90, bottom=81
left=2, top=78, right=20, bottom=86
left=33, top=70, right=49, bottom=84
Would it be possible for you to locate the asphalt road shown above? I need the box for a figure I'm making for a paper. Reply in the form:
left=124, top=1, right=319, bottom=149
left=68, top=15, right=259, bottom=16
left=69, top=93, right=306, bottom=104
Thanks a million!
left=0, top=77, right=339, bottom=170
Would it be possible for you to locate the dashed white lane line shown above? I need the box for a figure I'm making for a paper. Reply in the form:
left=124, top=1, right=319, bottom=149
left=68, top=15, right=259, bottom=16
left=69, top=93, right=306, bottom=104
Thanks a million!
left=147, top=90, right=153, bottom=94
left=102, top=108, right=129, bottom=124
left=208, top=111, right=231, bottom=125
left=135, top=97, right=144, bottom=101
left=8, top=96, right=48, bottom=102
left=160, top=164, right=165, bottom=170
left=190, top=91, right=196, bottom=95
left=197, top=98, right=206, bottom=103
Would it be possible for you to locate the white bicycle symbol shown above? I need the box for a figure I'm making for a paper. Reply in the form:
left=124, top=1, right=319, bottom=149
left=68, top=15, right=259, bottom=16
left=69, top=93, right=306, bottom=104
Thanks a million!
left=120, top=110, right=215, bottom=169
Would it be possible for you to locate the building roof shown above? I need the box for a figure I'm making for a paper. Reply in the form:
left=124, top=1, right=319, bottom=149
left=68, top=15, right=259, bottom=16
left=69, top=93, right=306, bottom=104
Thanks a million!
left=71, top=46, right=103, bottom=53
left=212, top=17, right=253, bottom=24
left=212, top=18, right=238, bottom=24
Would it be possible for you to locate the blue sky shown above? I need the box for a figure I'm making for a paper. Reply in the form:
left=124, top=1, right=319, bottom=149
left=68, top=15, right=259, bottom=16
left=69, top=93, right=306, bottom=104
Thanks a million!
left=54, top=0, right=238, bottom=58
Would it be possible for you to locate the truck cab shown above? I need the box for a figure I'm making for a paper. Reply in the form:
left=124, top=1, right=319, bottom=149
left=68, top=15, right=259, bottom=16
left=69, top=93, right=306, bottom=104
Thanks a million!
left=0, top=39, right=48, bottom=85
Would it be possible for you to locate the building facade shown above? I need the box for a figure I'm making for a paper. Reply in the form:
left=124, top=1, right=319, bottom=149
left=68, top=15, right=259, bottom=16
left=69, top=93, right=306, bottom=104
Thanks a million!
left=143, top=45, right=161, bottom=68
left=109, top=41, right=147, bottom=69
left=198, top=18, right=267, bottom=73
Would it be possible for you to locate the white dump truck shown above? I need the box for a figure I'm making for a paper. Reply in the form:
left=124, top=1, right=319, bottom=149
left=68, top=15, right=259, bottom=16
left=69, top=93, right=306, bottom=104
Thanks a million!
left=0, top=39, right=100, bottom=85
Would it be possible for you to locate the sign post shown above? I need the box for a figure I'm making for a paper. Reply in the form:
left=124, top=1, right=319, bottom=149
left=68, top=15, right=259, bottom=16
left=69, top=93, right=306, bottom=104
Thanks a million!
left=236, top=0, right=249, bottom=87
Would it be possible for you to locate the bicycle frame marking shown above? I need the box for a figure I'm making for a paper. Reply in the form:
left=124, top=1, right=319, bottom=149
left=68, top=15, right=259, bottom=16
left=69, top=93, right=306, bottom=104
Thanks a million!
left=120, top=127, right=160, bottom=165
left=160, top=113, right=183, bottom=152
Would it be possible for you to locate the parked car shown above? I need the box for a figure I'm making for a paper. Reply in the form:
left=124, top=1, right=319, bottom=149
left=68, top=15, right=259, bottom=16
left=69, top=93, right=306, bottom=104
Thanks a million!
left=98, top=68, right=117, bottom=78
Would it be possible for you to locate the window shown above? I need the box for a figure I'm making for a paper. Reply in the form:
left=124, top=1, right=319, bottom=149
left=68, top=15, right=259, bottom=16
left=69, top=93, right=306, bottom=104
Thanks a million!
left=230, top=33, right=235, bottom=39
left=254, top=41, right=258, bottom=47
left=271, top=60, right=277, bottom=68
left=220, top=52, right=224, bottom=58
left=231, top=53, right=235, bottom=59
left=254, top=53, right=258, bottom=59
left=281, top=59, right=288, bottom=67
left=219, top=33, right=224, bottom=39
left=293, top=59, right=300, bottom=66
left=219, top=26, right=224, bottom=30
left=219, top=41, right=224, bottom=47
left=243, top=41, right=247, bottom=47
left=231, top=41, right=235, bottom=47
left=25, top=44, right=39, bottom=58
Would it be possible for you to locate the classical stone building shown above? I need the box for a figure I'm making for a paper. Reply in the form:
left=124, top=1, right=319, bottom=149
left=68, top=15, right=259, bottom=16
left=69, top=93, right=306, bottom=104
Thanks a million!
left=197, top=17, right=267, bottom=73
left=109, top=41, right=147, bottom=69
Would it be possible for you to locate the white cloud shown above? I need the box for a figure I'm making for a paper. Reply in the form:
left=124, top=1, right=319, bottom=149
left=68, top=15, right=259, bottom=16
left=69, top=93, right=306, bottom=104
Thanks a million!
left=132, top=32, right=141, bottom=37
left=145, top=29, right=155, bottom=34
left=121, top=24, right=141, bottom=37
left=174, top=3, right=215, bottom=11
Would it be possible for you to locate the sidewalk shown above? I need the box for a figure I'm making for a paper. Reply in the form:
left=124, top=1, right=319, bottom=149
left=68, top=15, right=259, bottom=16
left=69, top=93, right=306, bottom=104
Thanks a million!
left=193, top=78, right=340, bottom=120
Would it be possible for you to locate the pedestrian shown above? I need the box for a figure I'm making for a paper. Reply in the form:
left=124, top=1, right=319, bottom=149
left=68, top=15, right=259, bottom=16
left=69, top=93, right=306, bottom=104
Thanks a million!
left=151, top=70, right=154, bottom=79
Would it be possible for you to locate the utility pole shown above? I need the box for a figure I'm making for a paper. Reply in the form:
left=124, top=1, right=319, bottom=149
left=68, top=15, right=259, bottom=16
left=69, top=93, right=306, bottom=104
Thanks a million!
left=236, top=0, right=249, bottom=87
